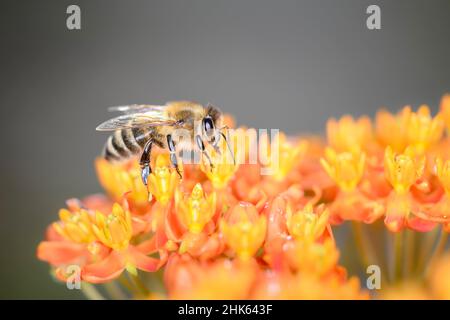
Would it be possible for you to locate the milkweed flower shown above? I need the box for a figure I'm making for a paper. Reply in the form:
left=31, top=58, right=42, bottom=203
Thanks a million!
left=327, top=115, right=373, bottom=153
left=384, top=146, right=425, bottom=195
left=175, top=183, right=217, bottom=234
left=38, top=95, right=450, bottom=300
left=285, top=203, right=330, bottom=242
left=220, top=202, right=267, bottom=260
left=147, top=154, right=180, bottom=205
left=320, top=148, right=366, bottom=193
left=95, top=158, right=150, bottom=212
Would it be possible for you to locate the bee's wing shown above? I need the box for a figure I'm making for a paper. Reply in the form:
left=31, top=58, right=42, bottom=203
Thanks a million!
left=96, top=111, right=177, bottom=131
left=107, top=104, right=166, bottom=115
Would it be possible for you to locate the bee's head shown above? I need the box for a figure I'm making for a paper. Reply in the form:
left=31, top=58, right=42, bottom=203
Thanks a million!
left=202, top=104, right=222, bottom=144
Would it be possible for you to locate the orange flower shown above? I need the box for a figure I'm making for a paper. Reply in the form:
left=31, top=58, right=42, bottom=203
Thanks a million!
left=37, top=196, right=111, bottom=272
left=95, top=158, right=150, bottom=211
left=286, top=203, right=330, bottom=242
left=285, top=238, right=339, bottom=276
left=175, top=183, right=217, bottom=234
left=40, top=200, right=166, bottom=284
left=220, top=202, right=267, bottom=260
left=82, top=202, right=167, bottom=282
left=200, top=142, right=239, bottom=189
left=384, top=146, right=425, bottom=195
left=406, top=105, right=444, bottom=155
left=147, top=154, right=180, bottom=205
left=375, top=107, right=411, bottom=152
left=327, top=115, right=373, bottom=153
left=164, top=255, right=257, bottom=299
left=252, top=272, right=368, bottom=300
left=259, top=132, right=307, bottom=181
left=53, top=208, right=97, bottom=244
left=320, top=148, right=366, bottom=192
left=376, top=105, right=444, bottom=154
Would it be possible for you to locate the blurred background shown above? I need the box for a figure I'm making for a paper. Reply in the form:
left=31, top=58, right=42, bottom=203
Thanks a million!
left=1, top=0, right=449, bottom=298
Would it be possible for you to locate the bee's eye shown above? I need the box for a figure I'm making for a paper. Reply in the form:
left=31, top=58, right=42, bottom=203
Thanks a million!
left=203, top=117, right=214, bottom=135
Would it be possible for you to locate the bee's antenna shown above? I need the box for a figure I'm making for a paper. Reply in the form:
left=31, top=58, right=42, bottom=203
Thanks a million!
left=220, top=129, right=235, bottom=165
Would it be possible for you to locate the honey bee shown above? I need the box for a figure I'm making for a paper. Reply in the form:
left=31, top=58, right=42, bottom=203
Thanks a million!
left=96, top=101, right=234, bottom=186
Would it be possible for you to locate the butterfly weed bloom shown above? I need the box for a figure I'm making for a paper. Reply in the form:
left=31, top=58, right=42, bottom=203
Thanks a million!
left=326, top=115, right=373, bottom=153
left=37, top=99, right=450, bottom=299
left=96, top=158, right=150, bottom=212
left=200, top=142, right=239, bottom=189
left=53, top=208, right=97, bottom=244
left=175, top=183, right=217, bottom=235
left=285, top=203, right=330, bottom=242
left=220, top=202, right=267, bottom=260
left=147, top=154, right=180, bottom=205
left=320, top=148, right=366, bottom=193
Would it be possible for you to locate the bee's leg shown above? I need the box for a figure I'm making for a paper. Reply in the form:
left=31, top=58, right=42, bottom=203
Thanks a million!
left=167, top=134, right=183, bottom=179
left=139, top=139, right=153, bottom=186
left=196, top=134, right=214, bottom=171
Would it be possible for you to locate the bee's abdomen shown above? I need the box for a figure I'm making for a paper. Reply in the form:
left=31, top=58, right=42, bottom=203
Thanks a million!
left=103, top=128, right=147, bottom=162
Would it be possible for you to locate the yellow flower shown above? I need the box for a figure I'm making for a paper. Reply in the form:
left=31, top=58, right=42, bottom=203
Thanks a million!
left=320, top=148, right=366, bottom=192
left=435, top=157, right=450, bottom=196
left=200, top=143, right=239, bottom=189
left=376, top=105, right=444, bottom=154
left=260, top=132, right=308, bottom=181
left=92, top=203, right=132, bottom=251
left=406, top=105, right=444, bottom=155
left=327, top=115, right=373, bottom=153
left=95, top=158, right=149, bottom=208
left=147, top=154, right=180, bottom=205
left=376, top=107, right=411, bottom=152
left=286, top=238, right=339, bottom=276
left=53, top=208, right=96, bottom=243
left=175, top=183, right=216, bottom=234
left=220, top=203, right=267, bottom=260
left=384, top=146, right=425, bottom=195
left=286, top=203, right=330, bottom=242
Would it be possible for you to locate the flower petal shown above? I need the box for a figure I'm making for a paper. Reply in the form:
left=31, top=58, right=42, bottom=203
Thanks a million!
left=37, top=241, right=88, bottom=266
left=127, top=246, right=167, bottom=272
left=82, top=251, right=125, bottom=283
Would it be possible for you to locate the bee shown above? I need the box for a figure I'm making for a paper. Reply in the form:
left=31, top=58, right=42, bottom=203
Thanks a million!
left=96, top=101, right=234, bottom=186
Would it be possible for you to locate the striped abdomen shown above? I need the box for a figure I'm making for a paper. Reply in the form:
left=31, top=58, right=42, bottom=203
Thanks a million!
left=103, top=127, right=152, bottom=162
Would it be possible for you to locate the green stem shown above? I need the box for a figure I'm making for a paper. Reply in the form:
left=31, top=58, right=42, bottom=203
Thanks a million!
left=82, top=283, right=105, bottom=300
left=393, top=231, right=404, bottom=283
left=415, top=228, right=439, bottom=275
left=425, top=229, right=449, bottom=277
left=104, top=281, right=127, bottom=300
left=351, top=222, right=370, bottom=268
left=351, top=221, right=388, bottom=288
left=128, top=273, right=150, bottom=297
left=404, top=230, right=415, bottom=280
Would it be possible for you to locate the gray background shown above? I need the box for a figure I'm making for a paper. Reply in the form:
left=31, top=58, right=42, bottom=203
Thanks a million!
left=1, top=0, right=449, bottom=299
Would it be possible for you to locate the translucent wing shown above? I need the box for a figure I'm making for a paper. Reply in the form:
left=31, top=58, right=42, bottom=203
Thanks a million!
left=96, top=112, right=177, bottom=131
left=107, top=104, right=166, bottom=115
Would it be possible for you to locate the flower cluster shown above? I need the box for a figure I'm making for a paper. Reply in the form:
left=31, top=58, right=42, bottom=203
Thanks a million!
left=37, top=96, right=450, bottom=299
